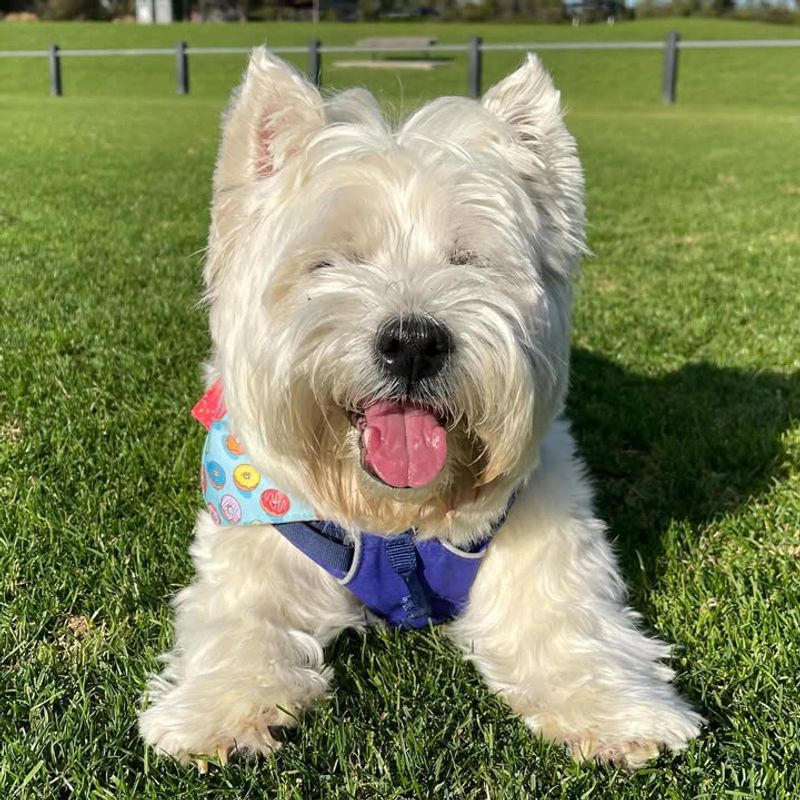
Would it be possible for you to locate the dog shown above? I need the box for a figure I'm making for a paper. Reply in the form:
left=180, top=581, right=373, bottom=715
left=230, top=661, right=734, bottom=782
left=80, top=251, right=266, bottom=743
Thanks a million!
left=139, top=48, right=702, bottom=770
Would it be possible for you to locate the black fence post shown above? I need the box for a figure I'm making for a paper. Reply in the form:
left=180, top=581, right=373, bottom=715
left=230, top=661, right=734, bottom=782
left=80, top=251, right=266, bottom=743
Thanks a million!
left=176, top=41, right=189, bottom=95
left=661, top=31, right=680, bottom=104
left=468, top=36, right=482, bottom=99
left=309, top=38, right=321, bottom=90
left=49, top=44, right=62, bottom=97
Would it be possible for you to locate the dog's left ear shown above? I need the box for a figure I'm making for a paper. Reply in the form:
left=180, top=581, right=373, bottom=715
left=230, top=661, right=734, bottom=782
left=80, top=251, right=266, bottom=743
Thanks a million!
left=214, top=47, right=324, bottom=193
left=482, top=55, right=585, bottom=267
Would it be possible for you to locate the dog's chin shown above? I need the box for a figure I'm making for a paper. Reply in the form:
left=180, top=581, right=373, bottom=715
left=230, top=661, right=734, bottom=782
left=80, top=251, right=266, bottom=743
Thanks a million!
left=358, top=466, right=449, bottom=506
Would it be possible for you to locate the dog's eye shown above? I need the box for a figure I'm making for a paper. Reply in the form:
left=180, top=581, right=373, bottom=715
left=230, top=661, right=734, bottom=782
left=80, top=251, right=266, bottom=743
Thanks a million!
left=310, top=260, right=334, bottom=271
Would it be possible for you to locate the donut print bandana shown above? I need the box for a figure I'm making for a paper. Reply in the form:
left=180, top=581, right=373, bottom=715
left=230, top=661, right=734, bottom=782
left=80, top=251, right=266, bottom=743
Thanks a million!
left=193, top=381, right=317, bottom=526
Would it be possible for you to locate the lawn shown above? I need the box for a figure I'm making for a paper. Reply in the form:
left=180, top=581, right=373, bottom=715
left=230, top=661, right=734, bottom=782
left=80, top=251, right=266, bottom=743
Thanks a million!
left=1, top=16, right=799, bottom=800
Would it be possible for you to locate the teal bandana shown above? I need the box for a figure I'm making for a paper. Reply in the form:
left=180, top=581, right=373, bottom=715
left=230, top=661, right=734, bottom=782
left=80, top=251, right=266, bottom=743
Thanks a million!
left=194, top=382, right=317, bottom=526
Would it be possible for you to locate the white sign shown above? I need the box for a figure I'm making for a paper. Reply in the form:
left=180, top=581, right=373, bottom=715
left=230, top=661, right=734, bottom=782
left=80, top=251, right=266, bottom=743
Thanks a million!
left=135, top=0, right=174, bottom=23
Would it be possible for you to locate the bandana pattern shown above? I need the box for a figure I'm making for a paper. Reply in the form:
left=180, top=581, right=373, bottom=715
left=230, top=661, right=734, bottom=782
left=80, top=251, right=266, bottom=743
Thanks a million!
left=201, top=416, right=317, bottom=527
left=193, top=379, right=317, bottom=525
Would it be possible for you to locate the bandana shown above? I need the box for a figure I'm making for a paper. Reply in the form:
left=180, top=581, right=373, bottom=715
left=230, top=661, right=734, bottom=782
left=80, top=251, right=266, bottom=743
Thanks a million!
left=194, top=386, right=317, bottom=527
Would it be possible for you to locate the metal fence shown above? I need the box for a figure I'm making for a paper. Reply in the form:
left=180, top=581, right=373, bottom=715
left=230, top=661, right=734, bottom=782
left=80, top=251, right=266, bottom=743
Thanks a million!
left=1, top=35, right=799, bottom=103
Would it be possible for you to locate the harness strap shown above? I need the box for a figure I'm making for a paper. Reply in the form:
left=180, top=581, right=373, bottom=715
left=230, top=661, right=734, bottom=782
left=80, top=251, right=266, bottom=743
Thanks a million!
left=385, top=532, right=432, bottom=621
left=488, top=491, right=517, bottom=537
left=273, top=521, right=354, bottom=576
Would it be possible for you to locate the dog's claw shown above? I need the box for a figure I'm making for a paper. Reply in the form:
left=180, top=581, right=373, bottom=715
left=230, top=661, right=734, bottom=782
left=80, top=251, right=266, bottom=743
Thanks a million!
left=195, top=758, right=209, bottom=775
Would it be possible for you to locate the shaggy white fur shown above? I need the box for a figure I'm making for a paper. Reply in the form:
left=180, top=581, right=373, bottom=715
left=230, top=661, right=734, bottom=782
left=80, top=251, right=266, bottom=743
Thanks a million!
left=139, top=48, right=702, bottom=770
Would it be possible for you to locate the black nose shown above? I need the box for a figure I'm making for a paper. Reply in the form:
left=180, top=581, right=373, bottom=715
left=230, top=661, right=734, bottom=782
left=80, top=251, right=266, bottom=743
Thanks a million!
left=376, top=315, right=452, bottom=384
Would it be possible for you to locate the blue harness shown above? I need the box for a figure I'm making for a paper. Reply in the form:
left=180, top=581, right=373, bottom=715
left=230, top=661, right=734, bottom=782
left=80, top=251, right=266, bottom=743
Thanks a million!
left=269, top=520, right=496, bottom=628
left=195, top=385, right=509, bottom=629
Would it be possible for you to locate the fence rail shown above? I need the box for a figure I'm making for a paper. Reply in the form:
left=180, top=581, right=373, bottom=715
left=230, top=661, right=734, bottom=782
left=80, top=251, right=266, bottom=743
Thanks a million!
left=1, top=36, right=799, bottom=103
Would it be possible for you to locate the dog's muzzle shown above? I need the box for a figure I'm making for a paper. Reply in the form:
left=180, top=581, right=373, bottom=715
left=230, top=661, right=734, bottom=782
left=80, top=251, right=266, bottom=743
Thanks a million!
left=346, top=315, right=453, bottom=490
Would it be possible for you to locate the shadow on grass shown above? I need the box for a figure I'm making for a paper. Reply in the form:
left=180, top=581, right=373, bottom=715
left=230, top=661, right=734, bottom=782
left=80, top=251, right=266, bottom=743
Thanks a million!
left=568, top=347, right=800, bottom=586
left=306, top=350, right=800, bottom=786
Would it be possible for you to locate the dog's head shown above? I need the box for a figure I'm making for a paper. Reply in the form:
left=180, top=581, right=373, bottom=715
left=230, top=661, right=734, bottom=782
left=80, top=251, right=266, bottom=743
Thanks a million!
left=204, top=49, right=584, bottom=537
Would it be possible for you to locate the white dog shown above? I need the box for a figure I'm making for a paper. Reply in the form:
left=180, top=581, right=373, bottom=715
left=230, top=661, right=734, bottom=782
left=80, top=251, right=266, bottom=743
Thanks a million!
left=139, top=49, right=702, bottom=770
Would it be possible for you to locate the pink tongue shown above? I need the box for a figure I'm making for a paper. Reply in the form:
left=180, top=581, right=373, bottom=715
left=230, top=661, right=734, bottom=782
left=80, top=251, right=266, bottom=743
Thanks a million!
left=362, top=401, right=447, bottom=488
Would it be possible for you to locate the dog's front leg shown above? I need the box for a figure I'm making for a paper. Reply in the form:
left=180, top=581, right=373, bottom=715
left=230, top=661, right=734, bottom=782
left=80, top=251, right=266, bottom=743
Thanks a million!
left=449, top=420, right=702, bottom=768
left=139, top=512, right=364, bottom=765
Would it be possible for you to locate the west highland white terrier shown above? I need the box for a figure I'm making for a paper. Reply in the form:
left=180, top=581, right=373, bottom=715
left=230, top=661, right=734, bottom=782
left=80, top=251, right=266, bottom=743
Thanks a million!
left=139, top=48, right=702, bottom=770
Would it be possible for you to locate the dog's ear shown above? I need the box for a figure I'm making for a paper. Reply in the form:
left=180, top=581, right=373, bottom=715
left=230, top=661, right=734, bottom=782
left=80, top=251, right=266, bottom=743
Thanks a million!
left=482, top=55, right=585, bottom=267
left=482, top=54, right=563, bottom=135
left=481, top=52, right=573, bottom=175
left=214, top=47, right=324, bottom=192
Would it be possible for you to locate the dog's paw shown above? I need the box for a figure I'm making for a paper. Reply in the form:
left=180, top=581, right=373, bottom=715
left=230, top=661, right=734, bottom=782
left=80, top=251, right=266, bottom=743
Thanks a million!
left=560, top=704, right=703, bottom=769
left=564, top=735, right=663, bottom=769
left=139, top=694, right=295, bottom=767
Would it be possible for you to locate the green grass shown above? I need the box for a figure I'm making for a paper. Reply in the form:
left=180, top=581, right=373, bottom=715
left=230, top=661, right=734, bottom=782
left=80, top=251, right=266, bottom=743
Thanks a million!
left=2, top=16, right=800, bottom=800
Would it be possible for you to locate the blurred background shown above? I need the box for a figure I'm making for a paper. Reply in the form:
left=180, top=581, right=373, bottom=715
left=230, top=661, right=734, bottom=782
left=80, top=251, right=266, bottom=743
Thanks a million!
left=1, top=0, right=799, bottom=25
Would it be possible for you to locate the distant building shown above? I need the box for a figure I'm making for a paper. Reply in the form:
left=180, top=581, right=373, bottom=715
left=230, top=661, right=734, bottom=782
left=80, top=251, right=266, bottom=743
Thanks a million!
left=135, top=0, right=174, bottom=21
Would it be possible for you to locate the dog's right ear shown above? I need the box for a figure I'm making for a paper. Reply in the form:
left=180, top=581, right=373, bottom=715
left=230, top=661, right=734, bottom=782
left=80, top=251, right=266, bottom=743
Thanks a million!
left=214, top=47, right=324, bottom=192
